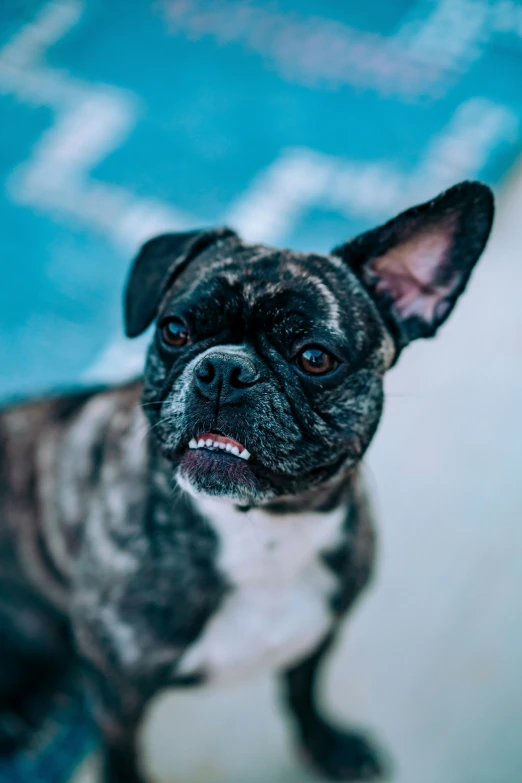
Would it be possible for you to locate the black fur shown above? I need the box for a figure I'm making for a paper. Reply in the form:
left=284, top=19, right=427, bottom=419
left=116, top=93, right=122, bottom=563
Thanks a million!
left=125, top=228, right=237, bottom=337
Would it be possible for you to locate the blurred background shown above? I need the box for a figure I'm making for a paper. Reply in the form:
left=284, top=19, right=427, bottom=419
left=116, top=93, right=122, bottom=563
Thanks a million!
left=1, top=1, right=522, bottom=782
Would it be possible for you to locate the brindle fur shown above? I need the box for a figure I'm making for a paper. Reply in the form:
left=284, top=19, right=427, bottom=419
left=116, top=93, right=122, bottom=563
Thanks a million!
left=0, top=182, right=493, bottom=782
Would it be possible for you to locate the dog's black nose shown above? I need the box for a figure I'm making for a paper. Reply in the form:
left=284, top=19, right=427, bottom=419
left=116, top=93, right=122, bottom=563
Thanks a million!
left=194, top=352, right=260, bottom=403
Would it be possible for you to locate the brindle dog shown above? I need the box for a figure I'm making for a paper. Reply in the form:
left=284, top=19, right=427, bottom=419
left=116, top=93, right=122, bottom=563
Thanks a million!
left=0, top=182, right=493, bottom=782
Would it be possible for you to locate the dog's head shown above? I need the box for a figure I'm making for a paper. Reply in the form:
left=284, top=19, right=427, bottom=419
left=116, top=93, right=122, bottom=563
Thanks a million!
left=124, top=182, right=493, bottom=506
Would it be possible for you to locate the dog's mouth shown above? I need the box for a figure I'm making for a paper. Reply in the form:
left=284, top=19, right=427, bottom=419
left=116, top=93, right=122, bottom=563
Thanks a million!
left=187, top=430, right=251, bottom=461
left=179, top=428, right=258, bottom=500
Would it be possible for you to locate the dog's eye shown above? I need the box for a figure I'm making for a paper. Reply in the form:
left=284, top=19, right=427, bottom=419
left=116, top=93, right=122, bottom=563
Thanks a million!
left=160, top=318, right=191, bottom=348
left=296, top=346, right=339, bottom=376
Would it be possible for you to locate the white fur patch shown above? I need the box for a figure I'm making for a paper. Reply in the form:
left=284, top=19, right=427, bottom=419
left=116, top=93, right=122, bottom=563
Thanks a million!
left=176, top=499, right=345, bottom=683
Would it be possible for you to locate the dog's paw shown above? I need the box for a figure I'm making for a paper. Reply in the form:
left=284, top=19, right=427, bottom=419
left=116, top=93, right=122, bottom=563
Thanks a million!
left=299, top=722, right=386, bottom=781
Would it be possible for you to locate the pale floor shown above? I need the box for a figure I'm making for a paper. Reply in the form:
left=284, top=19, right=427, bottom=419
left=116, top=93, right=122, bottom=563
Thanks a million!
left=75, top=167, right=522, bottom=783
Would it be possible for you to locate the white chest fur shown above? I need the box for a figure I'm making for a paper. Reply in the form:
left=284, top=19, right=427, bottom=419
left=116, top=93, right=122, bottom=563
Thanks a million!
left=176, top=500, right=346, bottom=683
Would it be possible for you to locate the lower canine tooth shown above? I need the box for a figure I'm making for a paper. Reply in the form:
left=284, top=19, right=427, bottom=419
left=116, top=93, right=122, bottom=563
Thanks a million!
left=239, top=449, right=250, bottom=460
left=188, top=438, right=197, bottom=449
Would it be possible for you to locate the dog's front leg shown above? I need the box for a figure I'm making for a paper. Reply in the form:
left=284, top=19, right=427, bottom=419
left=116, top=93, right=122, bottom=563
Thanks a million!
left=281, top=634, right=385, bottom=781
left=82, top=663, right=149, bottom=783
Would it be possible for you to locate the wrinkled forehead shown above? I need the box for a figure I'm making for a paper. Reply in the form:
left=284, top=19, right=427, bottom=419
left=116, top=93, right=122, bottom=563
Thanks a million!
left=161, top=244, right=373, bottom=340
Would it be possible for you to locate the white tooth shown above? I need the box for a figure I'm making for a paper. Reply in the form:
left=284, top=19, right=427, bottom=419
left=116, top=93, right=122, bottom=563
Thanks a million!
left=188, top=438, right=197, bottom=449
left=197, top=439, right=205, bottom=448
left=239, top=449, right=251, bottom=460
left=205, top=439, right=213, bottom=447
left=231, top=446, right=240, bottom=456
left=212, top=441, right=220, bottom=449
left=219, top=442, right=226, bottom=449
left=225, top=443, right=233, bottom=452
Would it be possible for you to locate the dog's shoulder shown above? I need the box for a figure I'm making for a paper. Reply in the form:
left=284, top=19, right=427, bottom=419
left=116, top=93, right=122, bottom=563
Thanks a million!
left=0, top=380, right=142, bottom=506
left=0, top=381, right=146, bottom=602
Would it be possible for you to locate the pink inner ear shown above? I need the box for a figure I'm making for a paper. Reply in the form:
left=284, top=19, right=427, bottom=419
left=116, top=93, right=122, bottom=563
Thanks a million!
left=366, top=222, right=458, bottom=324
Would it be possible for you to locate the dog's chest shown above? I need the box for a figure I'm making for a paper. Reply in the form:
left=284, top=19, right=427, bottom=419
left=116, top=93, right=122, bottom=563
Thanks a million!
left=176, top=501, right=345, bottom=683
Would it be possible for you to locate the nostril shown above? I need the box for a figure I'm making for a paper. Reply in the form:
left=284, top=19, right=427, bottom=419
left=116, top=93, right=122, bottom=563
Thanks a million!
left=229, top=364, right=259, bottom=389
left=229, top=366, right=243, bottom=388
left=201, top=368, right=215, bottom=384
left=196, top=358, right=215, bottom=385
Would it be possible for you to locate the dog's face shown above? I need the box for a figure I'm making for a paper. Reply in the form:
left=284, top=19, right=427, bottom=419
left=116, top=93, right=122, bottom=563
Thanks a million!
left=124, top=182, right=493, bottom=505
left=136, top=241, right=393, bottom=504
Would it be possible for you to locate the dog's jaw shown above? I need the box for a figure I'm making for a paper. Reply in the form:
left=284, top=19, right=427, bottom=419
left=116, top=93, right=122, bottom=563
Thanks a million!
left=176, top=449, right=262, bottom=504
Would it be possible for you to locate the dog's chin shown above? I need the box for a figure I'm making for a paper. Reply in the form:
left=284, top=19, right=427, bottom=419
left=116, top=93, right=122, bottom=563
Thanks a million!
left=176, top=448, right=267, bottom=503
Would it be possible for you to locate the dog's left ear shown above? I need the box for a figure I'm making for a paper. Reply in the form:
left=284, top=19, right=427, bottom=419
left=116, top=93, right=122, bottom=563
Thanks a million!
left=124, top=227, right=237, bottom=337
left=332, top=181, right=494, bottom=349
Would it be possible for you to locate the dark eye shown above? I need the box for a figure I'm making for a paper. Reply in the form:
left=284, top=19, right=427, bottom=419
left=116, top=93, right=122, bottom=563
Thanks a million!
left=160, top=318, right=191, bottom=348
left=296, top=345, right=339, bottom=376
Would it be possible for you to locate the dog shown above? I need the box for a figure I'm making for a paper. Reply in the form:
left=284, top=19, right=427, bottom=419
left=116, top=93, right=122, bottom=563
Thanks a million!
left=0, top=181, right=493, bottom=782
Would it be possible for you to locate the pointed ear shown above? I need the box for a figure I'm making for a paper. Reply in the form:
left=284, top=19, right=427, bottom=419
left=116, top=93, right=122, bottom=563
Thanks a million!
left=332, top=182, right=494, bottom=348
left=124, top=227, right=237, bottom=337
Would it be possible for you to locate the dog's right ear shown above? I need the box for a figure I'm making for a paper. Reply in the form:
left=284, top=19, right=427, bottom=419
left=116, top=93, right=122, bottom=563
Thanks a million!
left=124, top=227, right=237, bottom=337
